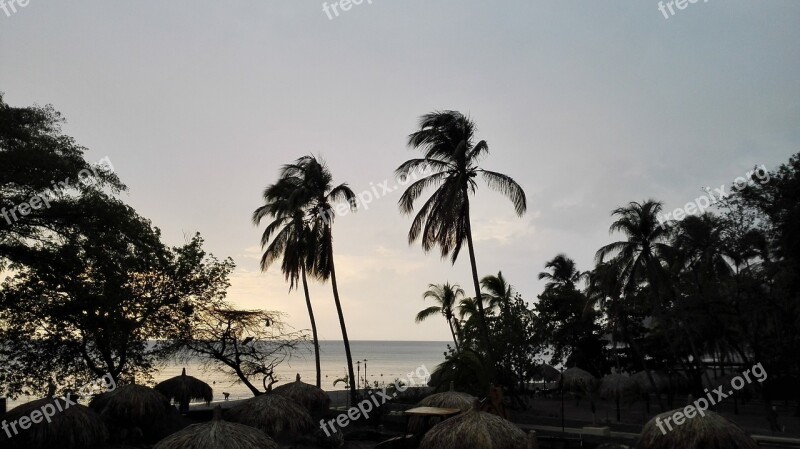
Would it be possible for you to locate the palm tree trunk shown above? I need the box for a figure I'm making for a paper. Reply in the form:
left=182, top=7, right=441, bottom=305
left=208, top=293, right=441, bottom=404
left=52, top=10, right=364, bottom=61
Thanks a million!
left=327, top=232, right=358, bottom=405
left=619, top=307, right=666, bottom=411
left=447, top=317, right=460, bottom=350
left=464, top=204, right=496, bottom=381
left=301, top=266, right=322, bottom=388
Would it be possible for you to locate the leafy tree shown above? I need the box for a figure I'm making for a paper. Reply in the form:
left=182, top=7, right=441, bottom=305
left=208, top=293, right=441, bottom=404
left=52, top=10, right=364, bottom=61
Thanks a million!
left=179, top=306, right=308, bottom=396
left=0, top=229, right=232, bottom=397
left=397, top=110, right=527, bottom=376
left=0, top=93, right=124, bottom=271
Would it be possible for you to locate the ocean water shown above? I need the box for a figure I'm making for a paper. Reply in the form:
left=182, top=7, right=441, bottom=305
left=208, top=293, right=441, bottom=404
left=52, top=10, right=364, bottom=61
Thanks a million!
left=5, top=341, right=450, bottom=408
left=160, top=340, right=450, bottom=401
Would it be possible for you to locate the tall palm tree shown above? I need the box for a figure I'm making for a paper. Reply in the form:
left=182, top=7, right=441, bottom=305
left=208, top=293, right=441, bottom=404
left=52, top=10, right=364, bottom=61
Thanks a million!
left=278, top=156, right=359, bottom=404
left=479, top=271, right=515, bottom=315
left=253, top=178, right=323, bottom=388
left=595, top=201, right=672, bottom=297
left=538, top=254, right=585, bottom=291
left=415, top=283, right=465, bottom=349
left=397, top=110, right=527, bottom=367
left=595, top=200, right=672, bottom=410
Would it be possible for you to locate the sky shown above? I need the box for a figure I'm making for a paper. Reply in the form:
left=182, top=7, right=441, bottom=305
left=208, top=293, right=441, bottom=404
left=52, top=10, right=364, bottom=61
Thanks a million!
left=1, top=1, right=798, bottom=341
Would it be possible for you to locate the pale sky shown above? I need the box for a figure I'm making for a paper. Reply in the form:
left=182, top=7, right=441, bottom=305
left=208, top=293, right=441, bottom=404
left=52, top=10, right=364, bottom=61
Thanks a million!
left=1, top=1, right=798, bottom=340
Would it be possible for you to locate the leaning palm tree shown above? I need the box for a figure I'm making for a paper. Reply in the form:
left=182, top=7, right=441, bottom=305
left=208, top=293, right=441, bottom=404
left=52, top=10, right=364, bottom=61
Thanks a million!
left=397, top=110, right=527, bottom=365
left=480, top=271, right=515, bottom=315
left=538, top=254, right=584, bottom=291
left=277, top=155, right=358, bottom=404
left=416, top=282, right=465, bottom=349
left=253, top=176, right=322, bottom=388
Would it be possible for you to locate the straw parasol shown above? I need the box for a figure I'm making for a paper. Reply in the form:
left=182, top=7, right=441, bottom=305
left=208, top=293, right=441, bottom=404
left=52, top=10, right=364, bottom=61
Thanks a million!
left=409, top=384, right=477, bottom=433
left=90, top=384, right=172, bottom=426
left=154, top=367, right=214, bottom=412
left=560, top=367, right=598, bottom=394
left=225, top=392, right=314, bottom=440
left=0, top=396, right=109, bottom=449
left=599, top=373, right=639, bottom=422
left=637, top=409, right=758, bottom=449
left=418, top=404, right=530, bottom=449
left=272, top=373, right=330, bottom=416
left=560, top=367, right=599, bottom=423
left=154, top=406, right=278, bottom=449
left=89, top=384, right=184, bottom=443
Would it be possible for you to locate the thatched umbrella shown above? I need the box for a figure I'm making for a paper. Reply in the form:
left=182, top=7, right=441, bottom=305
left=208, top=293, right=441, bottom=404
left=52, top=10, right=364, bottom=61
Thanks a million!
left=154, top=367, right=213, bottom=412
left=599, top=373, right=639, bottom=422
left=631, top=371, right=671, bottom=413
left=418, top=404, right=530, bottom=449
left=225, top=392, right=313, bottom=440
left=90, top=384, right=184, bottom=443
left=637, top=409, right=758, bottom=449
left=409, top=385, right=477, bottom=433
left=560, top=367, right=598, bottom=423
left=561, top=367, right=598, bottom=393
left=272, top=373, right=330, bottom=416
left=154, top=406, right=278, bottom=449
left=0, top=396, right=108, bottom=449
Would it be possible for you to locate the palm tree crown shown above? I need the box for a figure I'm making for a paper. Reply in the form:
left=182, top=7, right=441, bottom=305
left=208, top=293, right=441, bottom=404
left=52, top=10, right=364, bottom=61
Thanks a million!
left=594, top=200, right=672, bottom=296
left=416, top=282, right=465, bottom=348
left=396, top=110, right=527, bottom=262
left=538, top=254, right=584, bottom=291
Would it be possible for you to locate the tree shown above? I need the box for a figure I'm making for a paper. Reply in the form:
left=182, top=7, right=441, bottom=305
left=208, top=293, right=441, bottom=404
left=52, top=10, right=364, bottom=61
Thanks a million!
left=595, top=200, right=676, bottom=410
left=273, top=156, right=359, bottom=404
left=253, top=177, right=322, bottom=388
left=0, top=227, right=233, bottom=396
left=533, top=256, right=606, bottom=375
left=538, top=254, right=585, bottom=291
left=180, top=305, right=308, bottom=396
left=397, top=110, right=527, bottom=376
left=480, top=271, right=515, bottom=315
left=415, top=282, right=465, bottom=349
left=0, top=93, right=124, bottom=272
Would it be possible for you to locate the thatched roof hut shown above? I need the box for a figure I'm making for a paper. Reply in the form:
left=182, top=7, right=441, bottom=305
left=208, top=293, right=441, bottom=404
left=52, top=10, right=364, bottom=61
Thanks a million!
left=154, top=367, right=214, bottom=411
left=409, top=387, right=477, bottom=433
left=90, top=384, right=186, bottom=443
left=90, top=384, right=172, bottom=426
left=0, top=396, right=108, bottom=449
left=637, top=409, right=758, bottom=449
left=154, top=406, right=278, bottom=449
left=560, top=367, right=597, bottom=394
left=272, top=373, right=330, bottom=415
left=600, top=373, right=639, bottom=422
left=418, top=405, right=530, bottom=449
left=225, top=392, right=313, bottom=440
left=600, top=373, right=638, bottom=400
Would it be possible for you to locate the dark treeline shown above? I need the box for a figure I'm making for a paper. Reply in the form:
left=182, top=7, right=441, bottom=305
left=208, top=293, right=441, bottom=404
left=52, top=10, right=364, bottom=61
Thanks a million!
left=0, top=94, right=305, bottom=399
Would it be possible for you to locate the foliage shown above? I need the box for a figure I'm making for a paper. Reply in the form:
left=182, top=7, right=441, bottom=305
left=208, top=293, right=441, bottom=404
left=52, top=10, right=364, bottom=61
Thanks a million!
left=178, top=305, right=308, bottom=396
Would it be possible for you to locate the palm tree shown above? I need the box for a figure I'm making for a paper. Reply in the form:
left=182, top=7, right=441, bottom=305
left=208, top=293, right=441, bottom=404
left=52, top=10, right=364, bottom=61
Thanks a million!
left=595, top=200, right=673, bottom=410
left=397, top=110, right=527, bottom=367
left=538, top=254, right=585, bottom=291
left=415, top=283, right=465, bottom=349
left=278, top=156, right=359, bottom=404
left=479, top=271, right=515, bottom=315
left=253, top=178, right=323, bottom=388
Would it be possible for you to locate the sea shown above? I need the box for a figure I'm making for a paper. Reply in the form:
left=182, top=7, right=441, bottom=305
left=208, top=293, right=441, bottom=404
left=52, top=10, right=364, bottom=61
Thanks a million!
left=4, top=341, right=450, bottom=408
